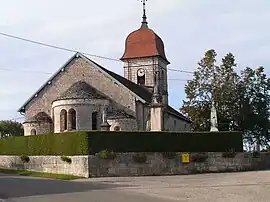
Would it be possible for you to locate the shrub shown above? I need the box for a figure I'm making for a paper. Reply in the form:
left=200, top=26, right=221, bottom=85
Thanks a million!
left=61, top=156, right=72, bottom=164
left=191, top=153, right=208, bottom=163
left=132, top=153, right=147, bottom=163
left=162, top=152, right=177, bottom=159
left=20, top=155, right=30, bottom=163
left=222, top=149, right=237, bottom=158
left=98, top=150, right=116, bottom=160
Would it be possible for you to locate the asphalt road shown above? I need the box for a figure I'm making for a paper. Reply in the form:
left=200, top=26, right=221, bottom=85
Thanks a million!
left=1, top=171, right=270, bottom=202
left=0, top=173, right=167, bottom=202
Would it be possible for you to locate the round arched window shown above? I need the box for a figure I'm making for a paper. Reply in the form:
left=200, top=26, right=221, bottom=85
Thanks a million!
left=30, top=129, right=37, bottom=135
left=114, top=126, right=121, bottom=131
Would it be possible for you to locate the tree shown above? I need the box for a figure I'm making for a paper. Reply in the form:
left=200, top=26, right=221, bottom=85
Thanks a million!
left=0, top=120, right=24, bottom=138
left=181, top=49, right=217, bottom=131
left=181, top=50, right=240, bottom=131
left=215, top=53, right=240, bottom=131
left=239, top=67, right=270, bottom=149
left=181, top=49, right=270, bottom=149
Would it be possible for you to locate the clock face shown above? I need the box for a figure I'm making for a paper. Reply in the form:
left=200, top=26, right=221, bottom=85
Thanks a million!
left=137, top=68, right=145, bottom=77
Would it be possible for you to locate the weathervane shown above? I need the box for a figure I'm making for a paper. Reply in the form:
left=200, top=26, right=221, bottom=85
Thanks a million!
left=138, top=0, right=148, bottom=26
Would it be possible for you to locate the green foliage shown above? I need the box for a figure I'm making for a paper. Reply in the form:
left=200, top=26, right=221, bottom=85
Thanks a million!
left=239, top=67, right=270, bottom=149
left=181, top=49, right=217, bottom=131
left=181, top=49, right=270, bottom=148
left=0, top=120, right=24, bottom=138
left=61, top=156, right=72, bottom=164
left=162, top=152, right=177, bottom=159
left=0, top=131, right=88, bottom=155
left=0, top=131, right=243, bottom=155
left=191, top=153, right=208, bottom=163
left=20, top=155, right=30, bottom=163
left=132, top=153, right=147, bottom=163
left=98, top=150, right=116, bottom=160
left=222, top=149, right=237, bottom=158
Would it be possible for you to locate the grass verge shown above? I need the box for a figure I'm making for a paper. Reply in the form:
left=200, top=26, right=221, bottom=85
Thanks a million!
left=0, top=168, right=83, bottom=180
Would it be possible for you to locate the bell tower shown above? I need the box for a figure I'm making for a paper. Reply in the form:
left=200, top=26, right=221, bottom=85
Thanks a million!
left=120, top=0, right=170, bottom=104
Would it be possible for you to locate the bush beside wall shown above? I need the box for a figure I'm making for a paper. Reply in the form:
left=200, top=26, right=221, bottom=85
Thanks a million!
left=0, top=131, right=243, bottom=156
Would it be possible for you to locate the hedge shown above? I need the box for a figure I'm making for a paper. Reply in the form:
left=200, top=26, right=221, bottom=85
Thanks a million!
left=0, top=131, right=243, bottom=155
left=86, top=131, right=243, bottom=153
left=0, top=132, right=88, bottom=156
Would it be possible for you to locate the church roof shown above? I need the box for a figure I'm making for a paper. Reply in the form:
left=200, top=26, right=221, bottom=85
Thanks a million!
left=24, top=112, right=52, bottom=123
left=18, top=53, right=191, bottom=123
left=55, top=81, right=107, bottom=101
left=107, top=109, right=136, bottom=120
left=120, top=26, right=169, bottom=64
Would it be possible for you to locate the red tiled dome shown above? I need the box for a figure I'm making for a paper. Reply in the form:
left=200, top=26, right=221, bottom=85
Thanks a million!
left=120, top=26, right=170, bottom=64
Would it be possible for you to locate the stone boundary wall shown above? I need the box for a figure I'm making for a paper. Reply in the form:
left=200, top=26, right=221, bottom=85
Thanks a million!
left=0, top=153, right=269, bottom=178
left=0, top=156, right=89, bottom=178
left=88, top=152, right=270, bottom=177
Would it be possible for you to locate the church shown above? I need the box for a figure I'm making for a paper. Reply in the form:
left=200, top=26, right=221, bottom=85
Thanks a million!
left=18, top=6, right=192, bottom=136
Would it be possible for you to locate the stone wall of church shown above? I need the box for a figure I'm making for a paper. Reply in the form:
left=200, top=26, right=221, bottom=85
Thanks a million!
left=123, top=57, right=167, bottom=88
left=108, top=118, right=138, bottom=131
left=23, top=56, right=138, bottom=124
left=123, top=57, right=169, bottom=104
left=135, top=101, right=149, bottom=130
left=23, top=122, right=53, bottom=136
left=164, top=112, right=191, bottom=131
left=52, top=99, right=109, bottom=132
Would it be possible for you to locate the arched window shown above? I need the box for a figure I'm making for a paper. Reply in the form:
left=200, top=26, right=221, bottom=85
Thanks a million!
left=114, top=126, right=121, bottom=131
left=137, top=75, right=145, bottom=85
left=60, top=109, right=67, bottom=132
left=68, top=108, right=76, bottom=130
left=30, top=129, right=37, bottom=135
left=92, top=112, right=98, bottom=130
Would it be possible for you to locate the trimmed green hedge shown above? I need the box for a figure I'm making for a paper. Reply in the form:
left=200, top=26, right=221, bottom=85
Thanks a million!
left=86, top=131, right=243, bottom=153
left=0, top=132, right=88, bottom=155
left=0, top=131, right=243, bottom=155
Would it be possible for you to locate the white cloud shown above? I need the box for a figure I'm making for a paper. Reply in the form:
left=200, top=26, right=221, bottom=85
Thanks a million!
left=0, top=0, right=270, bottom=120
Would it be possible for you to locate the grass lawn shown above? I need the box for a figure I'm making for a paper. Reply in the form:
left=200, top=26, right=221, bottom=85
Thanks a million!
left=0, top=168, right=83, bottom=180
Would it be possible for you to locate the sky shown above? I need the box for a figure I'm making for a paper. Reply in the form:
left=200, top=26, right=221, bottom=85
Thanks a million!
left=0, top=0, right=270, bottom=121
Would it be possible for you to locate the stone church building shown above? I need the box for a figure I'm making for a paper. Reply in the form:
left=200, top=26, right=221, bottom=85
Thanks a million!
left=18, top=10, right=192, bottom=136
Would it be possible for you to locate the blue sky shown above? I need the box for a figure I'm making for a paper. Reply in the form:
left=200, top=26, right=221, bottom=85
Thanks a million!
left=0, top=0, right=269, bottom=121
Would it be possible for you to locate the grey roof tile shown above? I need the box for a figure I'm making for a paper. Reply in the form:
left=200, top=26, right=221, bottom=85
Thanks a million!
left=56, top=81, right=107, bottom=100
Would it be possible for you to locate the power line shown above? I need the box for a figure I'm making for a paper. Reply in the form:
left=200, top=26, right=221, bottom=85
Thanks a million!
left=0, top=32, right=119, bottom=62
left=0, top=31, right=194, bottom=75
left=0, top=67, right=191, bottom=81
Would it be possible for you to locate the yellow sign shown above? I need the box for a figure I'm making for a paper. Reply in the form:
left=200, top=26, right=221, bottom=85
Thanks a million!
left=181, top=153, right=190, bottom=163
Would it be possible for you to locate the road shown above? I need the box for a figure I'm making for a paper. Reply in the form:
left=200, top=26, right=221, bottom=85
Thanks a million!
left=0, top=173, right=166, bottom=202
left=0, top=171, right=270, bottom=202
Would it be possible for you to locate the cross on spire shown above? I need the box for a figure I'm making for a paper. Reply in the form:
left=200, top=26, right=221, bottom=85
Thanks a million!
left=139, top=0, right=148, bottom=27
